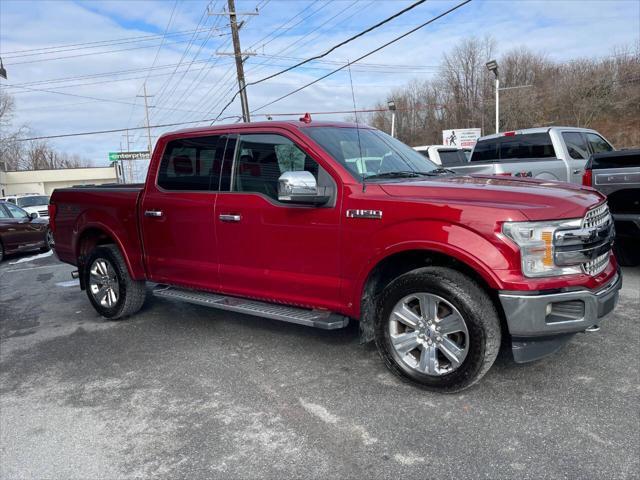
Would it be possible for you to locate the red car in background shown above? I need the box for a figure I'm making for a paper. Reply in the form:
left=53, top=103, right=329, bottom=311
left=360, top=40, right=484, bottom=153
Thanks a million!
left=0, top=200, right=53, bottom=262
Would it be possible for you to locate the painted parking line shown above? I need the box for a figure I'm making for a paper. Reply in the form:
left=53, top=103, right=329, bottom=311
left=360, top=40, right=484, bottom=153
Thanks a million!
left=56, top=279, right=80, bottom=288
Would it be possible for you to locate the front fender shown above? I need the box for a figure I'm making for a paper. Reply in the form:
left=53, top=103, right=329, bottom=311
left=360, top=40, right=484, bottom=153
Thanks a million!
left=350, top=220, right=515, bottom=317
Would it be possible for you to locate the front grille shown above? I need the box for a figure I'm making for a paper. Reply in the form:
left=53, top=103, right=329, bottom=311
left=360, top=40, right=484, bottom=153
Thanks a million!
left=38, top=209, right=49, bottom=217
left=582, top=202, right=610, bottom=229
left=583, top=251, right=610, bottom=276
left=554, top=203, right=613, bottom=276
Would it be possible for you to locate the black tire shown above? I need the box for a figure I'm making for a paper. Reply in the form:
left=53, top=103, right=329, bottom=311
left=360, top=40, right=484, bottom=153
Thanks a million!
left=83, top=244, right=146, bottom=320
left=614, top=238, right=640, bottom=267
left=40, top=228, right=53, bottom=253
left=374, top=266, right=501, bottom=392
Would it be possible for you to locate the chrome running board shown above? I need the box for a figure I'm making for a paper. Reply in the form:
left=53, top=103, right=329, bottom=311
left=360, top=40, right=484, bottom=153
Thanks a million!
left=153, top=286, right=349, bottom=330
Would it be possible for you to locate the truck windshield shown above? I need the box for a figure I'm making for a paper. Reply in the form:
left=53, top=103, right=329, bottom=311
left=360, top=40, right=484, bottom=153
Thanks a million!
left=306, top=127, right=438, bottom=179
left=17, top=195, right=49, bottom=207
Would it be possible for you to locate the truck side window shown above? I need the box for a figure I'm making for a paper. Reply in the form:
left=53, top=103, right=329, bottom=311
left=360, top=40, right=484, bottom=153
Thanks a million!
left=157, top=136, right=222, bottom=191
left=585, top=133, right=613, bottom=154
left=233, top=134, right=321, bottom=200
left=562, top=132, right=590, bottom=159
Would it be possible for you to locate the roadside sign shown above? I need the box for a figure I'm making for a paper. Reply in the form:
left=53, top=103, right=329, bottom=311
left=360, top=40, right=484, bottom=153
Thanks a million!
left=442, top=129, right=482, bottom=148
left=109, top=151, right=150, bottom=162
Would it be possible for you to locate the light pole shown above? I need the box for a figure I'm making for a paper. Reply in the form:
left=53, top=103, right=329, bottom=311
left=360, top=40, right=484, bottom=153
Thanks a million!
left=388, top=100, right=396, bottom=137
left=486, top=60, right=499, bottom=134
left=0, top=57, right=7, bottom=79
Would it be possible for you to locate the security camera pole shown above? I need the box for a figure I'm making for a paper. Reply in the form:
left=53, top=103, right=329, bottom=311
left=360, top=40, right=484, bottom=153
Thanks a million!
left=486, top=60, right=499, bottom=134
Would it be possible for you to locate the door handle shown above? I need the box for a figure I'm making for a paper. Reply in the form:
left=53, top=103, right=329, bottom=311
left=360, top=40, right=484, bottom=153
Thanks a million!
left=219, top=214, right=241, bottom=222
left=144, top=210, right=164, bottom=218
left=573, top=169, right=581, bottom=174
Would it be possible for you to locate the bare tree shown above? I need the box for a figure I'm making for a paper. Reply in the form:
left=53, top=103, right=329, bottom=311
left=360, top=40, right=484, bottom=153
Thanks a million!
left=359, top=36, right=640, bottom=148
left=0, top=91, right=93, bottom=171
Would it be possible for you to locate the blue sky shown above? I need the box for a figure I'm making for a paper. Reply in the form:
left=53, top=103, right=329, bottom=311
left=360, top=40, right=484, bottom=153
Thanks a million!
left=1, top=0, right=638, bottom=167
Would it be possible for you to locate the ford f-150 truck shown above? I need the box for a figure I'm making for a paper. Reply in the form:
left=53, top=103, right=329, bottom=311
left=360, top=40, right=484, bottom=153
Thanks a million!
left=49, top=120, right=622, bottom=392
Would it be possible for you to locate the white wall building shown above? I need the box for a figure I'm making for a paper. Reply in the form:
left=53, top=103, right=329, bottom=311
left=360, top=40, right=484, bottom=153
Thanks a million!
left=0, top=166, right=118, bottom=196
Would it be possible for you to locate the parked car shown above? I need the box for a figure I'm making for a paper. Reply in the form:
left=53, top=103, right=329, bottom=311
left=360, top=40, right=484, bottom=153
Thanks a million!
left=449, top=127, right=614, bottom=184
left=49, top=120, right=621, bottom=392
left=413, top=145, right=469, bottom=168
left=583, top=149, right=640, bottom=266
left=0, top=194, right=51, bottom=218
left=0, top=200, right=53, bottom=262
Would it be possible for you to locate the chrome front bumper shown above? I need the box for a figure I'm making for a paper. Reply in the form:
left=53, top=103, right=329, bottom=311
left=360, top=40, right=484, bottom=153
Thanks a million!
left=499, top=272, right=622, bottom=337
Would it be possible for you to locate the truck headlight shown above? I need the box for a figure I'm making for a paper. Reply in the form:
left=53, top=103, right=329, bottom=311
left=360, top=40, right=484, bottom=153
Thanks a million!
left=503, top=220, right=582, bottom=277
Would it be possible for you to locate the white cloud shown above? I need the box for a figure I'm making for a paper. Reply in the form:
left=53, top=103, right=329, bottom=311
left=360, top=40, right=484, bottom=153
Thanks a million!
left=0, top=0, right=638, bottom=166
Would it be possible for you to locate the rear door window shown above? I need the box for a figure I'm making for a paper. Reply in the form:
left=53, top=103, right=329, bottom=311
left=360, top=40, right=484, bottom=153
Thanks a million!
left=562, top=132, right=590, bottom=159
left=471, top=133, right=555, bottom=162
left=157, top=135, right=222, bottom=191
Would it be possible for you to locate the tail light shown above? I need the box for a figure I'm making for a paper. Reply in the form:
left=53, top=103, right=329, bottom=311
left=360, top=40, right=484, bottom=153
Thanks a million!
left=582, top=169, right=593, bottom=186
left=503, top=131, right=516, bottom=136
left=495, top=172, right=512, bottom=176
left=48, top=204, right=57, bottom=232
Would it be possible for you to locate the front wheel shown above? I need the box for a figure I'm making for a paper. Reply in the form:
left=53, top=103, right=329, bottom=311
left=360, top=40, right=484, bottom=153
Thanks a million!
left=84, top=245, right=146, bottom=320
left=375, top=266, right=501, bottom=392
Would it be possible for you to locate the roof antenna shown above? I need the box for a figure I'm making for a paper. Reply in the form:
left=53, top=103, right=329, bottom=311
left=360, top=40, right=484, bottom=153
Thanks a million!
left=347, top=60, right=366, bottom=193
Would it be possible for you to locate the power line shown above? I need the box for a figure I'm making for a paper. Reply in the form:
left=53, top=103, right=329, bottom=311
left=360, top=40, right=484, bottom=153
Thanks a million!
left=15, top=115, right=243, bottom=142
left=212, top=0, right=439, bottom=122
left=1, top=27, right=216, bottom=56
left=141, top=0, right=180, bottom=88
left=4, top=32, right=222, bottom=66
left=151, top=0, right=269, bottom=128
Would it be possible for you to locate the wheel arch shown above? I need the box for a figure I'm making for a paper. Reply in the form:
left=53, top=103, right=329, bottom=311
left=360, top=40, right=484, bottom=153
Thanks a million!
left=358, top=247, right=506, bottom=343
left=75, top=225, right=137, bottom=289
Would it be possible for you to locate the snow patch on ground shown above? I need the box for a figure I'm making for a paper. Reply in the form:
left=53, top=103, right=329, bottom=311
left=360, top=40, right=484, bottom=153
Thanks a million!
left=299, top=399, right=378, bottom=446
left=299, top=399, right=339, bottom=424
left=393, top=453, right=425, bottom=465
left=9, top=250, right=53, bottom=264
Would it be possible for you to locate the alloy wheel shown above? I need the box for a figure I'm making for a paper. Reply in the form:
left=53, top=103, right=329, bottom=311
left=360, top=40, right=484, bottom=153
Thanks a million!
left=388, top=293, right=469, bottom=376
left=89, top=258, right=120, bottom=308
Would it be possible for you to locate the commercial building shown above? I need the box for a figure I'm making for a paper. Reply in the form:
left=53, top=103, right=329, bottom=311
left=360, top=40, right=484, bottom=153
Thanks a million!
left=0, top=166, right=118, bottom=196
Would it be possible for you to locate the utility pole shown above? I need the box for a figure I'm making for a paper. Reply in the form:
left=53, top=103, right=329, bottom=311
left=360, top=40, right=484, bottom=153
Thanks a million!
left=121, top=130, right=133, bottom=183
left=137, top=83, right=154, bottom=154
left=211, top=0, right=258, bottom=123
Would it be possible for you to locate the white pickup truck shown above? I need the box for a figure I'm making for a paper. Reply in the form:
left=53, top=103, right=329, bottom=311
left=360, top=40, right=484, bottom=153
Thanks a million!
left=452, top=127, right=614, bottom=184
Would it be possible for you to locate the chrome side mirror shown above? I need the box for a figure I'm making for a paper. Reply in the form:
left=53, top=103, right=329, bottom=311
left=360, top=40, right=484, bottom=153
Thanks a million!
left=278, top=171, right=330, bottom=205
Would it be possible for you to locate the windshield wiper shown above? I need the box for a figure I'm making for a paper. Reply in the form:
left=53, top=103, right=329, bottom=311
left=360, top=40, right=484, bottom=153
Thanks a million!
left=428, top=167, right=457, bottom=175
left=365, top=171, right=435, bottom=180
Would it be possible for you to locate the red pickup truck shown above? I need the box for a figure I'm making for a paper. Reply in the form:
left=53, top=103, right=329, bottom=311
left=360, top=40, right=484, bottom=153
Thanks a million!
left=49, top=120, right=621, bottom=391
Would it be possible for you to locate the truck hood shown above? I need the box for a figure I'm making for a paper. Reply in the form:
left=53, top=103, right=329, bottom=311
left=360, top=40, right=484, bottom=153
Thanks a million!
left=379, top=175, right=605, bottom=221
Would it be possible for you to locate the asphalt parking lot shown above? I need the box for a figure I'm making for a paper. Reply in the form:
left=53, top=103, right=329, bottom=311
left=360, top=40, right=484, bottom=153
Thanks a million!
left=1, top=251, right=638, bottom=479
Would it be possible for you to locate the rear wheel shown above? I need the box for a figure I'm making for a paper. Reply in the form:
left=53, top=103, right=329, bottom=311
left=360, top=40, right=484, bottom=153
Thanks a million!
left=375, top=266, right=501, bottom=392
left=84, top=245, right=146, bottom=320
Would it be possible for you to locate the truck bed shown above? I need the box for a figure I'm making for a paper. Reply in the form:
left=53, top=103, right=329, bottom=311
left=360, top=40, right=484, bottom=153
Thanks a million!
left=50, top=184, right=146, bottom=279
